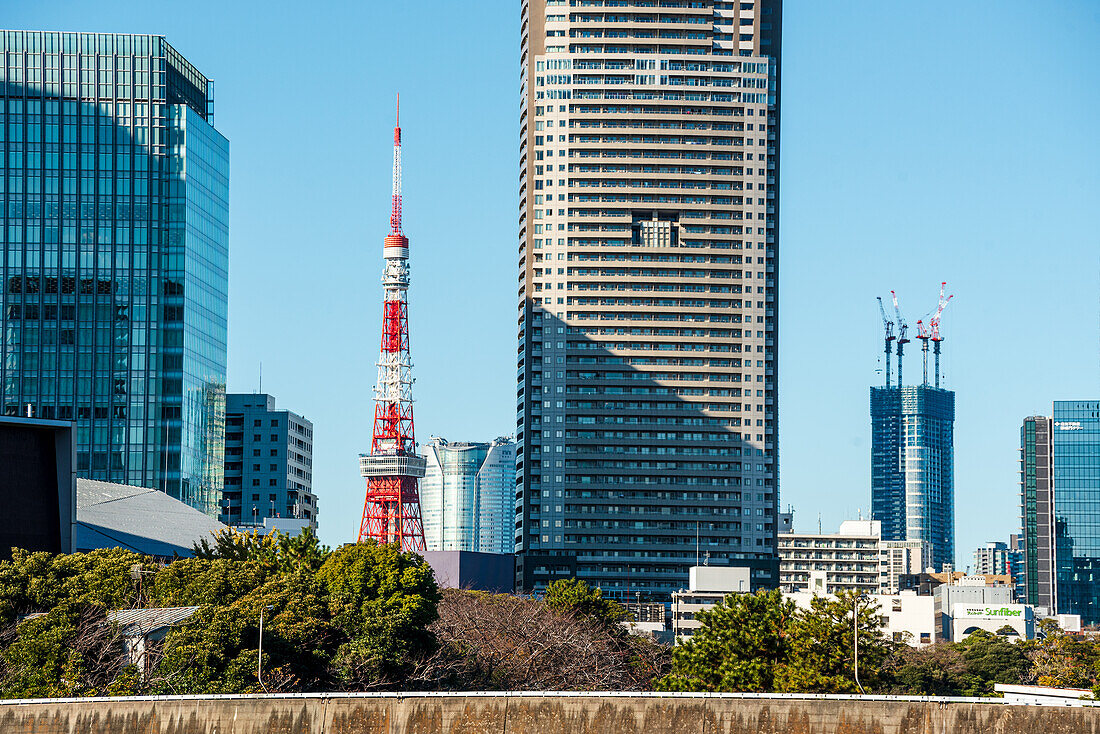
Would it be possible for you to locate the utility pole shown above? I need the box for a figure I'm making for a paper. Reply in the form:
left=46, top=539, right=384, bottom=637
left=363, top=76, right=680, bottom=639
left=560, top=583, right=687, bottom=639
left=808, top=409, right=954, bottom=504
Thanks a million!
left=853, top=594, right=865, bottom=695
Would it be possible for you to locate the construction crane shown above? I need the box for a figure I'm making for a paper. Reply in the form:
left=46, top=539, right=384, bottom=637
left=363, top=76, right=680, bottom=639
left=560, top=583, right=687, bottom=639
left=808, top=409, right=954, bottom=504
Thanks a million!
left=915, top=317, right=931, bottom=386
left=929, top=282, right=953, bottom=388
left=891, top=291, right=910, bottom=387
left=876, top=297, right=895, bottom=387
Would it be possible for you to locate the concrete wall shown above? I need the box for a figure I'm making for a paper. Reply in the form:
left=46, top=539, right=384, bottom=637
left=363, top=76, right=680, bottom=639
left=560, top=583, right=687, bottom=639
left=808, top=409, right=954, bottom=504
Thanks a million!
left=1, top=692, right=1099, bottom=734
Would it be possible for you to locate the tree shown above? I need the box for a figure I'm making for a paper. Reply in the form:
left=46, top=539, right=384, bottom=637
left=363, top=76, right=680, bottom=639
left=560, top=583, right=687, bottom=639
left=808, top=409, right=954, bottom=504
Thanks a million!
left=778, top=590, right=891, bottom=693
left=0, top=603, right=135, bottom=699
left=0, top=535, right=446, bottom=697
left=414, top=589, right=667, bottom=691
left=315, top=541, right=440, bottom=687
left=544, top=578, right=629, bottom=630
left=153, top=573, right=334, bottom=695
left=0, top=547, right=149, bottom=625
left=1026, top=630, right=1100, bottom=690
left=656, top=590, right=794, bottom=692
left=954, top=630, right=1030, bottom=693
left=0, top=548, right=155, bottom=698
left=881, top=642, right=982, bottom=696
left=192, top=528, right=330, bottom=575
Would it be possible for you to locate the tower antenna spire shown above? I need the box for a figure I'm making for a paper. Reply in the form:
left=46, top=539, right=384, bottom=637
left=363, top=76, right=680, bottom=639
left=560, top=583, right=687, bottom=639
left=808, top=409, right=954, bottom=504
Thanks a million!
left=359, top=97, right=427, bottom=551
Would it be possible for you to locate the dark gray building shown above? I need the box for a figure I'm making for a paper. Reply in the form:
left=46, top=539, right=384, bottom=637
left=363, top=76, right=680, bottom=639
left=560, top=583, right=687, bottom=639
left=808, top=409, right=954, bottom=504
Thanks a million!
left=221, top=393, right=315, bottom=528
left=0, top=415, right=75, bottom=559
left=422, top=550, right=515, bottom=593
left=0, top=31, right=229, bottom=515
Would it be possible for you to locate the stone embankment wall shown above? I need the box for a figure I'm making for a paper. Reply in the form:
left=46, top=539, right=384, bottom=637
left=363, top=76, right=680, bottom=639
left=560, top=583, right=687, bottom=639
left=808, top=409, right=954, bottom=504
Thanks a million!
left=2, top=692, right=1099, bottom=734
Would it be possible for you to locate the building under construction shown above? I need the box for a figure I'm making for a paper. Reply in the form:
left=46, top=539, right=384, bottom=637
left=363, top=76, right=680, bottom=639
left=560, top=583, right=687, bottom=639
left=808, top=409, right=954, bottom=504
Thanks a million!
left=870, top=285, right=956, bottom=571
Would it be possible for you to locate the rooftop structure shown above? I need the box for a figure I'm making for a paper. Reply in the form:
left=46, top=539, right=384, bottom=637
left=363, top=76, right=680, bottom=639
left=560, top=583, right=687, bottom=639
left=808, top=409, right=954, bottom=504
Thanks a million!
left=76, top=477, right=224, bottom=557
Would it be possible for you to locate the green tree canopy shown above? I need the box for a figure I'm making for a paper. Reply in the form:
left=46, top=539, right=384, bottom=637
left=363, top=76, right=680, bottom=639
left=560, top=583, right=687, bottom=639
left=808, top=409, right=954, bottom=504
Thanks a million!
left=656, top=589, right=794, bottom=692
left=778, top=590, right=891, bottom=693
left=315, top=541, right=440, bottom=686
left=544, top=578, right=630, bottom=630
left=0, top=532, right=442, bottom=696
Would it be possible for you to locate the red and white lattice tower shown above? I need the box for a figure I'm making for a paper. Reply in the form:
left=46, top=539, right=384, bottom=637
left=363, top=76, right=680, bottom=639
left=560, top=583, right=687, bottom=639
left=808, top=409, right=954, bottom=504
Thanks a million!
left=357, top=97, right=427, bottom=551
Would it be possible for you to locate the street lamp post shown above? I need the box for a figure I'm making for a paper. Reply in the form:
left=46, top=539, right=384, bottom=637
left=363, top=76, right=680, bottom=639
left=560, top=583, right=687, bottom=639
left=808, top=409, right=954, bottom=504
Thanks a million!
left=257, top=604, right=274, bottom=692
left=853, top=593, right=866, bottom=694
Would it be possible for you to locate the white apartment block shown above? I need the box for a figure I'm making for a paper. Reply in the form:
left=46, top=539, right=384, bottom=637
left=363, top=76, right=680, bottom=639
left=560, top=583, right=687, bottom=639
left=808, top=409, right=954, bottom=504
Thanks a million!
left=779, top=520, right=929, bottom=595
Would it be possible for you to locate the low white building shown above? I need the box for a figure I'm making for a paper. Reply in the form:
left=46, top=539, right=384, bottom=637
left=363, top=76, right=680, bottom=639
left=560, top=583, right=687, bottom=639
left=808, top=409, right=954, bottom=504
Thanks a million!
left=931, top=576, right=1034, bottom=641
left=671, top=566, right=751, bottom=642
left=785, top=591, right=938, bottom=647
left=949, top=603, right=1034, bottom=641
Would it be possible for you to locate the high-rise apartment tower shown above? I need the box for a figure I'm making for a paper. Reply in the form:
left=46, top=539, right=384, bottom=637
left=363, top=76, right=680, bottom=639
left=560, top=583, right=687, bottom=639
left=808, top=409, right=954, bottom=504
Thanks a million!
left=516, top=1, right=783, bottom=598
left=0, top=31, right=228, bottom=515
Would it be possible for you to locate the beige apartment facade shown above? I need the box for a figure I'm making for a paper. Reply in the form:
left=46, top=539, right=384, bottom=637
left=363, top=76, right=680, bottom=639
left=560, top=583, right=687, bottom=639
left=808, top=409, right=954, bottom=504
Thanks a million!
left=514, top=1, right=783, bottom=599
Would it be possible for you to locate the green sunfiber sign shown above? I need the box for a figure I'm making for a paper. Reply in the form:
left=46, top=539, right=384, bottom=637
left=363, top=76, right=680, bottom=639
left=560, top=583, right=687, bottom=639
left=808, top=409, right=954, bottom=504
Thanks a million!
left=959, top=606, right=1024, bottom=618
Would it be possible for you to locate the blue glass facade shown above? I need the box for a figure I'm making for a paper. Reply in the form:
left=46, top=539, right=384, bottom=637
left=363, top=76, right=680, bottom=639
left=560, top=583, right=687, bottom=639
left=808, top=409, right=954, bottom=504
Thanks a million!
left=870, top=385, right=955, bottom=570
left=1051, top=401, right=1100, bottom=625
left=421, top=438, right=515, bottom=555
left=0, top=31, right=228, bottom=515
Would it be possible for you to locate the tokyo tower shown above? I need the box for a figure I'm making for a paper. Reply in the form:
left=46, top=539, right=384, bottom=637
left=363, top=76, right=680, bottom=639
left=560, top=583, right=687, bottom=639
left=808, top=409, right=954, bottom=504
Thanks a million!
left=357, top=98, right=427, bottom=551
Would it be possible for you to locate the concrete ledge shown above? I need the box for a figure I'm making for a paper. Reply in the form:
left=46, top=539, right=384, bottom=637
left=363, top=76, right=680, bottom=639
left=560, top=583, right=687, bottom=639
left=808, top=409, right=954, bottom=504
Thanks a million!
left=1, top=692, right=1099, bottom=734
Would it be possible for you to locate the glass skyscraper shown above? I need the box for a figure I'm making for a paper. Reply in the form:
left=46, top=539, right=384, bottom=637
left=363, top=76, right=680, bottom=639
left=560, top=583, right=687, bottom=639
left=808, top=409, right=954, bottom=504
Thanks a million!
left=1050, top=401, right=1100, bottom=624
left=1020, top=415, right=1054, bottom=609
left=421, top=437, right=516, bottom=555
left=1, top=31, right=228, bottom=515
left=870, top=385, right=955, bottom=571
left=515, top=1, right=783, bottom=598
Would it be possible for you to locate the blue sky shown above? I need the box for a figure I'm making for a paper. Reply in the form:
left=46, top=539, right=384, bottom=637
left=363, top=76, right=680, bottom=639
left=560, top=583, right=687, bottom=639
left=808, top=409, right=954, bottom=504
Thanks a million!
left=10, top=1, right=1099, bottom=565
